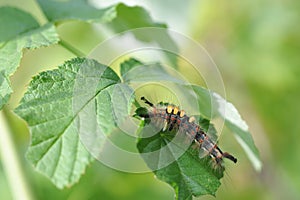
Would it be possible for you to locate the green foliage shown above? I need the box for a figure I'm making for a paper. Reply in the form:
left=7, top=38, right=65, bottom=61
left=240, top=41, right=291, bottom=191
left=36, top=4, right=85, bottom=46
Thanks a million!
left=121, top=61, right=185, bottom=84
left=0, top=7, right=59, bottom=109
left=0, top=7, right=39, bottom=42
left=120, top=58, right=143, bottom=78
left=108, top=3, right=166, bottom=31
left=14, top=57, right=260, bottom=198
left=0, top=0, right=261, bottom=199
left=15, top=58, right=122, bottom=188
left=37, top=0, right=117, bottom=23
left=0, top=1, right=177, bottom=110
left=0, top=72, right=12, bottom=108
left=37, top=0, right=178, bottom=66
left=137, top=116, right=223, bottom=199
left=107, top=3, right=178, bottom=67
left=192, top=86, right=261, bottom=171
left=124, top=58, right=260, bottom=171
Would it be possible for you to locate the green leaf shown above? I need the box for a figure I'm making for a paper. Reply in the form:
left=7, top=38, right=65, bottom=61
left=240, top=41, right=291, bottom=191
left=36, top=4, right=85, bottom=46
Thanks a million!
left=108, top=3, right=166, bottom=31
left=192, top=85, right=262, bottom=171
left=125, top=59, right=261, bottom=171
left=36, top=0, right=117, bottom=23
left=36, top=1, right=178, bottom=66
left=137, top=118, right=223, bottom=199
left=14, top=58, right=126, bottom=188
left=108, top=3, right=178, bottom=67
left=0, top=7, right=39, bottom=42
left=120, top=58, right=143, bottom=78
left=121, top=60, right=185, bottom=84
left=131, top=60, right=260, bottom=195
left=0, top=7, right=59, bottom=109
left=36, top=1, right=164, bottom=29
left=0, top=71, right=12, bottom=109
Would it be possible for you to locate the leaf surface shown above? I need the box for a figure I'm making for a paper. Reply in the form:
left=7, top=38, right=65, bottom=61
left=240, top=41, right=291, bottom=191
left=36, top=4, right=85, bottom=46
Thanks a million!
left=0, top=7, right=59, bottom=109
left=128, top=60, right=261, bottom=171
left=0, top=7, right=39, bottom=42
left=120, top=58, right=143, bottom=78
left=108, top=3, right=178, bottom=67
left=15, top=58, right=130, bottom=188
left=137, top=118, right=223, bottom=199
left=192, top=85, right=262, bottom=171
left=36, top=1, right=178, bottom=66
left=121, top=58, right=184, bottom=84
left=37, top=0, right=117, bottom=23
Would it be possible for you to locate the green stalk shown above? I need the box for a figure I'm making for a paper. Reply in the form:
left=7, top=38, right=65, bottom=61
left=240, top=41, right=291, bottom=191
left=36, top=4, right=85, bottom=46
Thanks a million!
left=0, top=110, right=34, bottom=200
left=59, top=39, right=86, bottom=57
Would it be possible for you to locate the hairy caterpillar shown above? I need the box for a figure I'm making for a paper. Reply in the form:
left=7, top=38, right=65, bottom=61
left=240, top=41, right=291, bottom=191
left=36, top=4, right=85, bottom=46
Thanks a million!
left=136, top=97, right=237, bottom=166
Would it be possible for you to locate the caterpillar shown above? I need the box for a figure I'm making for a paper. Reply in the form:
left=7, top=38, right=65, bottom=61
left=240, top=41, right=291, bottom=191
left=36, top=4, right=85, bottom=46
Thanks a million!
left=136, top=96, right=237, bottom=166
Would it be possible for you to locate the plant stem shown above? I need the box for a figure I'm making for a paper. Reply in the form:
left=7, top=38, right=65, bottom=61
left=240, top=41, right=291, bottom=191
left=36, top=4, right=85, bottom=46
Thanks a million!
left=0, top=110, right=34, bottom=200
left=59, top=39, right=86, bottom=57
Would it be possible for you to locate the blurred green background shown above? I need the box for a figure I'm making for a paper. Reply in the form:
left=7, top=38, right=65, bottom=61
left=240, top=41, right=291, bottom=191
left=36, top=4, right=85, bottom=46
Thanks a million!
left=0, top=0, right=299, bottom=199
